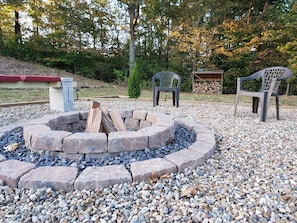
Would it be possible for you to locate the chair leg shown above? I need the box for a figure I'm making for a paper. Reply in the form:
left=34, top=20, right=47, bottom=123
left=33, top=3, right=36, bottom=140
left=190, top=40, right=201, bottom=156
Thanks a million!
left=234, top=94, right=240, bottom=116
left=153, top=89, right=156, bottom=107
left=156, top=91, right=160, bottom=105
left=252, top=97, right=259, bottom=113
left=275, top=96, right=280, bottom=120
left=260, top=92, right=268, bottom=122
left=176, top=90, right=179, bottom=107
left=172, top=92, right=175, bottom=106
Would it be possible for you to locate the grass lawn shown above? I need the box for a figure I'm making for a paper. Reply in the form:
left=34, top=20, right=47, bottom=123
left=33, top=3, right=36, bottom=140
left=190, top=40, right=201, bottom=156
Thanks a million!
left=0, top=85, right=296, bottom=108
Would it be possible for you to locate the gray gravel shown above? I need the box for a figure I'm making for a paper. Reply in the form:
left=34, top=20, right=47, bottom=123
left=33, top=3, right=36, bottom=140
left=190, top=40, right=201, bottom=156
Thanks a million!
left=0, top=99, right=297, bottom=222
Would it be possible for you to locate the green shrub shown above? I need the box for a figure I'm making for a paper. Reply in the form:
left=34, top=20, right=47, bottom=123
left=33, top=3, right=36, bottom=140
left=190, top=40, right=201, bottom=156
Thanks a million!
left=128, top=63, right=141, bottom=98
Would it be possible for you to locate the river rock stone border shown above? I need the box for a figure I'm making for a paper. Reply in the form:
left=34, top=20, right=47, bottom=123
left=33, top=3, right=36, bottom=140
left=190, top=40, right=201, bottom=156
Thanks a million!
left=0, top=111, right=216, bottom=191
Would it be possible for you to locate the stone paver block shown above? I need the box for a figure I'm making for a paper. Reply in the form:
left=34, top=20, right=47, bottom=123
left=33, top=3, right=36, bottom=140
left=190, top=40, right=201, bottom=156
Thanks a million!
left=138, top=126, right=173, bottom=148
left=57, top=123, right=73, bottom=132
left=195, top=132, right=216, bottom=145
left=120, top=109, right=133, bottom=118
left=23, top=124, right=51, bottom=148
left=165, top=149, right=205, bottom=171
left=30, top=130, right=72, bottom=152
left=47, top=116, right=64, bottom=130
left=146, top=112, right=157, bottom=124
left=133, top=110, right=147, bottom=120
left=0, top=160, right=35, bottom=187
left=188, top=141, right=216, bottom=159
left=139, top=120, right=152, bottom=128
left=130, top=158, right=177, bottom=182
left=63, top=132, right=107, bottom=154
left=60, top=112, right=80, bottom=124
left=108, top=131, right=148, bottom=153
left=71, top=120, right=86, bottom=132
left=74, top=165, right=132, bottom=190
left=124, top=118, right=140, bottom=128
left=79, top=111, right=88, bottom=120
left=18, top=166, right=78, bottom=192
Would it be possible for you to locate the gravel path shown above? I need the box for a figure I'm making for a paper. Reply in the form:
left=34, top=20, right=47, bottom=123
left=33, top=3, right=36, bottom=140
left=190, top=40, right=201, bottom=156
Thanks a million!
left=0, top=99, right=297, bottom=222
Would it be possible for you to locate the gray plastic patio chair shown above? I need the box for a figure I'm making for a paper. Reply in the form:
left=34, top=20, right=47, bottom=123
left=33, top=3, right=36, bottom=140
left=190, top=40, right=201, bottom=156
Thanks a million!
left=234, top=66, right=292, bottom=121
left=152, top=71, right=181, bottom=107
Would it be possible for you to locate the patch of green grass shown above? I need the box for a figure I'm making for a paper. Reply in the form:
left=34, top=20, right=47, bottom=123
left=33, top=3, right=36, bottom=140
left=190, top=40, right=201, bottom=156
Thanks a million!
left=0, top=86, right=296, bottom=107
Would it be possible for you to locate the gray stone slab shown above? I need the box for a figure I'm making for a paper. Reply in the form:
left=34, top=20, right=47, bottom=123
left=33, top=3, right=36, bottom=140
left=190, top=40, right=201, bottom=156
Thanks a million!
left=146, top=112, right=158, bottom=124
left=133, top=110, right=147, bottom=120
left=74, top=165, right=132, bottom=190
left=195, top=132, right=216, bottom=145
left=139, top=120, right=152, bottom=128
left=124, top=118, right=140, bottom=128
left=63, top=132, right=107, bottom=154
left=23, top=124, right=51, bottom=148
left=78, top=111, right=88, bottom=120
left=164, top=149, right=205, bottom=172
left=18, top=166, right=78, bottom=192
left=119, top=109, right=133, bottom=118
left=188, top=141, right=216, bottom=159
left=108, top=131, right=148, bottom=153
left=138, top=126, right=172, bottom=148
left=60, top=112, right=80, bottom=124
left=130, top=158, right=177, bottom=182
left=30, top=130, right=72, bottom=152
left=0, top=160, right=35, bottom=187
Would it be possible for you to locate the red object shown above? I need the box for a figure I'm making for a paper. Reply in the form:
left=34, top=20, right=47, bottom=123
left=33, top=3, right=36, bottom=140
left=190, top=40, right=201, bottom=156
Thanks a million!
left=0, top=75, right=61, bottom=83
left=21, top=75, right=61, bottom=82
left=0, top=75, right=22, bottom=82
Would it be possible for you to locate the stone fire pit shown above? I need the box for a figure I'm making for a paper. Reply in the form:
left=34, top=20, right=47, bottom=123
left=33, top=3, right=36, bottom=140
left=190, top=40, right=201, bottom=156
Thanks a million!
left=0, top=109, right=217, bottom=191
left=23, top=110, right=176, bottom=160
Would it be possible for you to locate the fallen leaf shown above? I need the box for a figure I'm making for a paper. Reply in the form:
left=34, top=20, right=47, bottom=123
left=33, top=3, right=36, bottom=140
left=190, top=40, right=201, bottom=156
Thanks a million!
left=181, top=185, right=205, bottom=198
left=3, top=143, right=20, bottom=152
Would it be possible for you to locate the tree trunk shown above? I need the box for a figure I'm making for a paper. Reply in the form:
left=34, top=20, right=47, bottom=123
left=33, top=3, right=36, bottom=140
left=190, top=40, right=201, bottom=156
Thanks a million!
left=0, top=27, right=3, bottom=48
left=14, top=10, right=22, bottom=43
left=128, top=2, right=140, bottom=73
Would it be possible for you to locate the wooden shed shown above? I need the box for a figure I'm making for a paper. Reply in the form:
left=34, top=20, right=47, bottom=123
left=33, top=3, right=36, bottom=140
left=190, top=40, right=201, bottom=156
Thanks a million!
left=192, top=70, right=224, bottom=94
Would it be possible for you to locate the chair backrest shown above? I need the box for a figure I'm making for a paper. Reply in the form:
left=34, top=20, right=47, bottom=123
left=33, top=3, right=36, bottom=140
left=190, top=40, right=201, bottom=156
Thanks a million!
left=257, top=67, right=292, bottom=93
left=152, top=71, right=181, bottom=88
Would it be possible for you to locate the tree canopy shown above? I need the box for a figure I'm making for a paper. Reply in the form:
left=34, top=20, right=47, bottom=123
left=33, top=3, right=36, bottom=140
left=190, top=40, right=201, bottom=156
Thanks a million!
left=0, top=0, right=296, bottom=94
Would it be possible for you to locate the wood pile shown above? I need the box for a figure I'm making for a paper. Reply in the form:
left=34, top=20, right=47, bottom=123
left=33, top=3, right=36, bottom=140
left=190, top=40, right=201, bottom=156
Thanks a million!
left=86, top=101, right=127, bottom=134
left=192, top=81, right=221, bottom=94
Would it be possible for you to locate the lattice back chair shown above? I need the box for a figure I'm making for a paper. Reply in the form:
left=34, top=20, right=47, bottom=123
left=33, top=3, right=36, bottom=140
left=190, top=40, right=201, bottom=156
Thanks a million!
left=152, top=71, right=181, bottom=107
left=234, top=67, right=292, bottom=121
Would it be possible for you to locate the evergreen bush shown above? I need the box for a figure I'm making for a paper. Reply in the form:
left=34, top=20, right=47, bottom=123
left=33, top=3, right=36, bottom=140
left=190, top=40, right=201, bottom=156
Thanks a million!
left=128, top=63, right=141, bottom=98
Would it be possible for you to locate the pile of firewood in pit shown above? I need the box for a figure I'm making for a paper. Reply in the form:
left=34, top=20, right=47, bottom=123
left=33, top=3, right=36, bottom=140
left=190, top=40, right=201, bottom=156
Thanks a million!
left=86, top=101, right=127, bottom=134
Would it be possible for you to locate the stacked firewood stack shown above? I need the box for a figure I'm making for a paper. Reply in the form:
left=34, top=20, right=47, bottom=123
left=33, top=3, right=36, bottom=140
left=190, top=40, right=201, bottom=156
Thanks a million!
left=85, top=101, right=127, bottom=134
left=192, top=81, right=221, bottom=94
